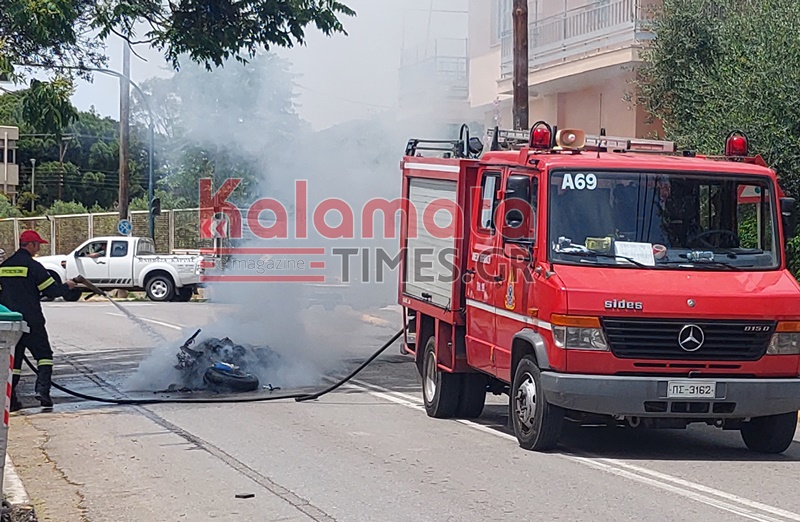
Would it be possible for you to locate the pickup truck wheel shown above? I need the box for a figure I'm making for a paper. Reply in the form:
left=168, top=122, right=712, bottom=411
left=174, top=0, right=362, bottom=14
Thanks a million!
left=421, top=336, right=461, bottom=419
left=455, top=373, right=487, bottom=419
left=146, top=275, right=175, bottom=302
left=510, top=355, right=564, bottom=451
left=740, top=412, right=797, bottom=454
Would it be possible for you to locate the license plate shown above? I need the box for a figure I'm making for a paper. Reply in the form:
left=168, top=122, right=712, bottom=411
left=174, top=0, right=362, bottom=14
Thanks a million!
left=667, top=381, right=716, bottom=399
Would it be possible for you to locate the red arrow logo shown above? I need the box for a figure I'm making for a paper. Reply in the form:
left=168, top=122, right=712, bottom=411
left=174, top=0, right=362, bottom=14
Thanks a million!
left=215, top=219, right=227, bottom=238
left=200, top=218, right=213, bottom=238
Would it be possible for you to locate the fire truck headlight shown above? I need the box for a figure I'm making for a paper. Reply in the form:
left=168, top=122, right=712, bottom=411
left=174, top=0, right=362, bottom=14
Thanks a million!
left=767, top=322, right=800, bottom=355
left=767, top=334, right=800, bottom=355
left=551, top=323, right=608, bottom=351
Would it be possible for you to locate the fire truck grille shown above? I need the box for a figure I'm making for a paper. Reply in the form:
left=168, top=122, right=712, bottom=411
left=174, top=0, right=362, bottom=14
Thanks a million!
left=601, top=319, right=775, bottom=361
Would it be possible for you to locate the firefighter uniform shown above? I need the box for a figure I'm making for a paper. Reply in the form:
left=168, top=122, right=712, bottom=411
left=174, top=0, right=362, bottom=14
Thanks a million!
left=0, top=230, right=73, bottom=409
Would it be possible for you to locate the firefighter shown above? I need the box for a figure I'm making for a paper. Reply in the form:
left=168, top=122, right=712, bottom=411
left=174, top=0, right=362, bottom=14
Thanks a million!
left=0, top=230, right=78, bottom=410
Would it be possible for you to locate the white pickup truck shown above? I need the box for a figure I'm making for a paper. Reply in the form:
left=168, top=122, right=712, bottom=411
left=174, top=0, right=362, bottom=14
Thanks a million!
left=37, top=236, right=203, bottom=302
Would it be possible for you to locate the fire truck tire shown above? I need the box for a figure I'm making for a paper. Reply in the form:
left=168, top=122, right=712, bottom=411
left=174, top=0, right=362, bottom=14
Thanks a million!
left=511, top=355, right=564, bottom=451
left=740, top=412, right=797, bottom=454
left=455, top=373, right=487, bottom=418
left=421, top=337, right=461, bottom=419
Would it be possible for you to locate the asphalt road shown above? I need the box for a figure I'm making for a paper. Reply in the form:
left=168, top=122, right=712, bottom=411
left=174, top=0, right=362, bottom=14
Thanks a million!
left=8, top=299, right=800, bottom=522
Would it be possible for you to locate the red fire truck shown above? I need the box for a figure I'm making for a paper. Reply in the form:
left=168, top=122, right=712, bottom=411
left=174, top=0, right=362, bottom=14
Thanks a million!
left=397, top=123, right=800, bottom=453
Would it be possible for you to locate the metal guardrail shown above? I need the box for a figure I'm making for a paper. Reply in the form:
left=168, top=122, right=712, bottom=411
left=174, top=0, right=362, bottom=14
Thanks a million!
left=500, top=0, right=655, bottom=79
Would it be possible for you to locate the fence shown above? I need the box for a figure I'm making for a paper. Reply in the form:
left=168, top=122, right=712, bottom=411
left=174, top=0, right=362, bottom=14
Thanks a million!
left=0, top=209, right=212, bottom=255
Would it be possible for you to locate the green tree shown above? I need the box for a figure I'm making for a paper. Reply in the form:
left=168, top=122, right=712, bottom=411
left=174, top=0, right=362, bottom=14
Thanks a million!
left=0, top=194, right=22, bottom=218
left=133, top=52, right=307, bottom=206
left=637, top=0, right=800, bottom=197
left=45, top=200, right=88, bottom=215
left=1, top=0, right=354, bottom=85
left=0, top=87, right=148, bottom=212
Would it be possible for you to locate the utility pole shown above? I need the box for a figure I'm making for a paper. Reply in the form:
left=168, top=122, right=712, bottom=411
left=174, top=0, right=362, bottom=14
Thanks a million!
left=2, top=130, right=7, bottom=195
left=512, top=0, right=529, bottom=131
left=119, top=43, right=131, bottom=221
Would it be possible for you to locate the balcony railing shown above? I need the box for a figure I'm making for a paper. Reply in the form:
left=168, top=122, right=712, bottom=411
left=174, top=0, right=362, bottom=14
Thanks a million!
left=500, top=0, right=655, bottom=79
left=400, top=39, right=469, bottom=106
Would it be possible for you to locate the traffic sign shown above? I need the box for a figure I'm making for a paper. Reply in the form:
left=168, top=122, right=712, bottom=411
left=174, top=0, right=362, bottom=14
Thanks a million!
left=118, top=219, right=132, bottom=236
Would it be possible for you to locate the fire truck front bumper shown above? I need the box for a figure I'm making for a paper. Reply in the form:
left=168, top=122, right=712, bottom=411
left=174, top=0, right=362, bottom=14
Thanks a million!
left=540, top=372, right=800, bottom=418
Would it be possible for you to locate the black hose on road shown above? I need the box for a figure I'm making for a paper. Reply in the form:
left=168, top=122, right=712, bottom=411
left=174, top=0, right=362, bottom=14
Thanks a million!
left=20, top=328, right=404, bottom=406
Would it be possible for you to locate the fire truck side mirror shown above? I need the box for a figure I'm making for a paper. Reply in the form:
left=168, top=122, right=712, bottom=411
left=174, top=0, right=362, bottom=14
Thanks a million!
left=780, top=197, right=797, bottom=240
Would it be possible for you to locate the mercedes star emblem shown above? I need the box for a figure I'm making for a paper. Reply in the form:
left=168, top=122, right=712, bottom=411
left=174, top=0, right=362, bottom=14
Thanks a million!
left=678, top=324, right=705, bottom=352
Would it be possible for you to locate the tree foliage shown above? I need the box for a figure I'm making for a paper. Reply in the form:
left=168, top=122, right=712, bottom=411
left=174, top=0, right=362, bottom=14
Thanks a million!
left=0, top=87, right=151, bottom=212
left=21, top=78, right=79, bottom=140
left=637, top=0, right=800, bottom=197
left=133, top=52, right=306, bottom=206
left=1, top=0, right=354, bottom=80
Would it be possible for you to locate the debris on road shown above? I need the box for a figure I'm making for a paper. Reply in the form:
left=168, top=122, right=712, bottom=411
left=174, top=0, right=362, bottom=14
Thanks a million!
left=235, top=493, right=255, bottom=499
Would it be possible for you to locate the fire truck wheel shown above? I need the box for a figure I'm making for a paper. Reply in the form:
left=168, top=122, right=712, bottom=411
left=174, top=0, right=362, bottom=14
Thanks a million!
left=740, top=412, right=797, bottom=454
left=421, top=337, right=461, bottom=419
left=511, top=355, right=564, bottom=451
left=455, top=373, right=487, bottom=419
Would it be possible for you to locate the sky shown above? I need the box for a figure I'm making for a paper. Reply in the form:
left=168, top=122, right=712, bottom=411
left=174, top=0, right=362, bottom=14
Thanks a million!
left=66, top=0, right=468, bottom=131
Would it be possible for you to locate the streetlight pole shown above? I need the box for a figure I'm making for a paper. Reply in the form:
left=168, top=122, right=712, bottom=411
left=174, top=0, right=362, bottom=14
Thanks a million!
left=30, top=158, right=35, bottom=212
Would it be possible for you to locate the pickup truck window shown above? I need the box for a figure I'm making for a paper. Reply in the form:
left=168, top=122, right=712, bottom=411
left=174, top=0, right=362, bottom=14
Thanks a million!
left=137, top=240, right=156, bottom=255
left=548, top=171, right=780, bottom=270
left=77, top=240, right=108, bottom=258
left=111, top=241, right=128, bottom=258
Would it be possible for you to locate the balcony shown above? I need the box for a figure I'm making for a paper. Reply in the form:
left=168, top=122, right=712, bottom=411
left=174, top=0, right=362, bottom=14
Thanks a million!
left=500, top=0, right=655, bottom=79
left=399, top=39, right=469, bottom=109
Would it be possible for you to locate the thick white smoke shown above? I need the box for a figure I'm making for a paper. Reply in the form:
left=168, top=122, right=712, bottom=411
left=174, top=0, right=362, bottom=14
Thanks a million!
left=124, top=0, right=471, bottom=393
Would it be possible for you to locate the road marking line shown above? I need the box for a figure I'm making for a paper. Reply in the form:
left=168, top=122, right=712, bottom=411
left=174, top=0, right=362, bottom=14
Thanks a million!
left=592, top=458, right=800, bottom=522
left=343, top=378, right=799, bottom=522
left=105, top=313, right=184, bottom=330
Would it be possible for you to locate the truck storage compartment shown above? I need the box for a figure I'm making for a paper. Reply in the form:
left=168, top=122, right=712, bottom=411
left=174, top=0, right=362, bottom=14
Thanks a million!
left=399, top=158, right=476, bottom=320
left=404, top=177, right=458, bottom=308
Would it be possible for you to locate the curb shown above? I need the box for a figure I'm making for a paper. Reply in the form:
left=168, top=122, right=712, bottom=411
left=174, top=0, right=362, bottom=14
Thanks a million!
left=4, top=454, right=30, bottom=506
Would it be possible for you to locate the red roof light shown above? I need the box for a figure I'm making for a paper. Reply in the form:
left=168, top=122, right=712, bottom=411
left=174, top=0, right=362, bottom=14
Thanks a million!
left=725, top=131, right=749, bottom=157
left=530, top=121, right=552, bottom=149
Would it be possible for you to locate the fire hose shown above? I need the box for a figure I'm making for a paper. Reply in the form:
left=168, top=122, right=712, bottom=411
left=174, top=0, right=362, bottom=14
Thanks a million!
left=19, top=276, right=404, bottom=405
left=21, top=328, right=403, bottom=405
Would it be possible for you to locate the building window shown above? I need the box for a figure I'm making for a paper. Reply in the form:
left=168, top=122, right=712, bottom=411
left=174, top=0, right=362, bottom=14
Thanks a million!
left=493, top=0, right=513, bottom=46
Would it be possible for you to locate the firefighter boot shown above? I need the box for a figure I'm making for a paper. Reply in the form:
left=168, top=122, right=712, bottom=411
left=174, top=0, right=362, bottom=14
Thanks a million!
left=34, top=366, right=54, bottom=408
left=10, top=374, right=21, bottom=412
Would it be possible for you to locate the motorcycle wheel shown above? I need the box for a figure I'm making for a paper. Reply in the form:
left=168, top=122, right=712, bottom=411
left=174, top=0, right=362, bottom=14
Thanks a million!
left=203, top=367, right=260, bottom=392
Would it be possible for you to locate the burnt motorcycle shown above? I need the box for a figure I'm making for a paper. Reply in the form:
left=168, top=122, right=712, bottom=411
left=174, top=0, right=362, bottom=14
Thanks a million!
left=175, top=329, right=262, bottom=392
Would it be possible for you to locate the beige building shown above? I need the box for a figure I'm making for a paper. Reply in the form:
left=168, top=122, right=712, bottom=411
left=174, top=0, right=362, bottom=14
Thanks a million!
left=469, top=0, right=662, bottom=139
left=0, top=125, right=19, bottom=198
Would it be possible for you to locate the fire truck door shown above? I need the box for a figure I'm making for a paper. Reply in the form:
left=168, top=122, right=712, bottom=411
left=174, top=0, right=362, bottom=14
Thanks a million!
left=493, top=173, right=538, bottom=381
left=464, top=169, right=502, bottom=374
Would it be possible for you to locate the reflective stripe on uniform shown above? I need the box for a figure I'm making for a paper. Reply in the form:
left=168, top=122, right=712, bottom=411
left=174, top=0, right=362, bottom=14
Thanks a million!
left=0, top=267, right=28, bottom=277
left=12, top=369, right=21, bottom=375
left=37, top=277, right=55, bottom=291
left=37, top=359, right=53, bottom=367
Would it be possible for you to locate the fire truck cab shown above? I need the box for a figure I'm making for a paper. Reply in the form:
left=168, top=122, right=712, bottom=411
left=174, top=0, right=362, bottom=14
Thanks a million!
left=398, top=123, right=800, bottom=453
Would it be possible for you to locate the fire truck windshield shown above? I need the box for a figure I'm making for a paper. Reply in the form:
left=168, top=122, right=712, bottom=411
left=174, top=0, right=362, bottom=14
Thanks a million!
left=547, top=170, right=780, bottom=270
